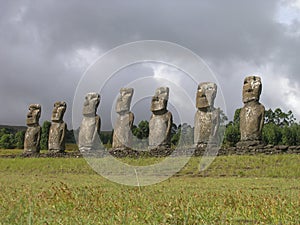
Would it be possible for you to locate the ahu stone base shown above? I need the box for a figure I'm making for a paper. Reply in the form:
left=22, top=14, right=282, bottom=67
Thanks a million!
left=219, top=145, right=300, bottom=155
left=4, top=145, right=300, bottom=159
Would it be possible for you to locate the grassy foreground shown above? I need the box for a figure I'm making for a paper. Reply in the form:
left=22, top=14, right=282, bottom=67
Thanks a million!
left=0, top=154, right=299, bottom=224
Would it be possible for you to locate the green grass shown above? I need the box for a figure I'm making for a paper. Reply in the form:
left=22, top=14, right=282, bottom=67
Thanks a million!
left=0, top=155, right=299, bottom=224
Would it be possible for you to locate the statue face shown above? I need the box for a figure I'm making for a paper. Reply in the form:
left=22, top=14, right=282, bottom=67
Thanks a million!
left=26, top=104, right=41, bottom=126
left=82, top=93, right=100, bottom=116
left=151, top=87, right=169, bottom=112
left=116, top=88, right=134, bottom=113
left=242, top=76, right=262, bottom=103
left=196, top=82, right=217, bottom=109
left=51, top=101, right=66, bottom=122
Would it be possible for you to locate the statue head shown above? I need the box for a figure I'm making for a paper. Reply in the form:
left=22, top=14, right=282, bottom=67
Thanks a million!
left=115, top=88, right=134, bottom=114
left=82, top=92, right=100, bottom=116
left=151, top=87, right=169, bottom=113
left=51, top=101, right=67, bottom=122
left=196, top=82, right=217, bottom=109
left=242, top=76, right=262, bottom=103
left=26, top=104, right=41, bottom=126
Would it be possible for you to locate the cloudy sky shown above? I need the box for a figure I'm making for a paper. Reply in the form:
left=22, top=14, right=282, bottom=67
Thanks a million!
left=1, top=0, right=300, bottom=130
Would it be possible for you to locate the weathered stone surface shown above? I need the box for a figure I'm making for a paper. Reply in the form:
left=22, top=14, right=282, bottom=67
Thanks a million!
left=236, top=140, right=262, bottom=147
left=113, top=88, right=134, bottom=149
left=218, top=145, right=300, bottom=156
left=194, top=82, right=220, bottom=148
left=237, top=76, right=265, bottom=147
left=275, top=145, right=289, bottom=151
left=78, top=93, right=101, bottom=152
left=48, top=101, right=67, bottom=153
left=149, top=87, right=173, bottom=149
left=24, top=104, right=41, bottom=153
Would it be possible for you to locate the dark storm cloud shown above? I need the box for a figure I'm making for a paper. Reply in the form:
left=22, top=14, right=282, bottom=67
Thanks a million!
left=0, top=0, right=299, bottom=128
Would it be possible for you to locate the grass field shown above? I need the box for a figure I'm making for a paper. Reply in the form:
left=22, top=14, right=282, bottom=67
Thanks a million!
left=0, top=152, right=299, bottom=224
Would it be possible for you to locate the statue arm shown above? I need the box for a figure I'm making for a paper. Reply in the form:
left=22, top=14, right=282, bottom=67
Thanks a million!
left=259, top=106, right=265, bottom=134
left=166, top=112, right=173, bottom=141
left=129, top=112, right=134, bottom=129
left=212, top=108, right=220, bottom=137
left=93, top=116, right=101, bottom=141
left=59, top=123, right=66, bottom=147
left=194, top=110, right=200, bottom=144
left=37, top=127, right=42, bottom=149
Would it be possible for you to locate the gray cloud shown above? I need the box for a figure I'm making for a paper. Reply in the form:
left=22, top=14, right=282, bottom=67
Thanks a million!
left=0, top=0, right=300, bottom=129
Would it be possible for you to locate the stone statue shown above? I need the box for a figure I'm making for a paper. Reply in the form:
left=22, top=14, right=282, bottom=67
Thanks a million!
left=48, top=101, right=67, bottom=153
left=149, top=87, right=173, bottom=149
left=194, top=82, right=220, bottom=148
left=78, top=93, right=101, bottom=152
left=24, top=104, right=42, bottom=153
left=112, top=88, right=134, bottom=149
left=237, top=76, right=265, bottom=147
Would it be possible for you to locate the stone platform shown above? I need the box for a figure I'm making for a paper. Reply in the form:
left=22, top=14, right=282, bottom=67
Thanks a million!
left=2, top=145, right=300, bottom=158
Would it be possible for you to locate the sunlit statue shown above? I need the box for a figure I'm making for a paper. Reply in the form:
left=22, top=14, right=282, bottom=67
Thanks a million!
left=194, top=82, right=220, bottom=148
left=48, top=101, right=67, bottom=153
left=149, top=87, right=173, bottom=149
left=78, top=93, right=101, bottom=152
left=237, top=76, right=265, bottom=147
left=113, top=88, right=134, bottom=149
left=24, top=104, right=42, bottom=153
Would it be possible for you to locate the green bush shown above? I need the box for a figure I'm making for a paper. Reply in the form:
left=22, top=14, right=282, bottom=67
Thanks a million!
left=40, top=121, right=51, bottom=150
left=0, top=134, right=14, bottom=149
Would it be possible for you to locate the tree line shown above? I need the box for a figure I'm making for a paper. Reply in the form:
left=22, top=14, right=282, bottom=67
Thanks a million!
left=0, top=128, right=25, bottom=149
left=127, top=108, right=300, bottom=147
left=0, top=108, right=299, bottom=149
left=223, top=108, right=300, bottom=147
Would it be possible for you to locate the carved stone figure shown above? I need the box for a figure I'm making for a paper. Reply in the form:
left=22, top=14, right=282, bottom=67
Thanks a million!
left=112, top=88, right=134, bottom=149
left=194, top=82, right=220, bottom=148
left=237, top=76, right=265, bottom=147
left=78, top=93, right=101, bottom=152
left=149, top=87, right=173, bottom=149
left=48, top=101, right=67, bottom=153
left=24, top=104, right=42, bottom=153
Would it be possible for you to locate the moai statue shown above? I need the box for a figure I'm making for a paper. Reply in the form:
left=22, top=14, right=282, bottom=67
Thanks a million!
left=149, top=87, right=173, bottom=149
left=78, top=93, right=101, bottom=152
left=24, top=104, right=42, bottom=153
left=112, top=88, right=134, bottom=149
left=48, top=101, right=67, bottom=153
left=194, top=82, right=220, bottom=148
left=237, top=76, right=265, bottom=147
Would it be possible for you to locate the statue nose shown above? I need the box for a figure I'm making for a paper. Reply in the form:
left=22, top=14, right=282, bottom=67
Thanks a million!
left=198, top=90, right=205, bottom=97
